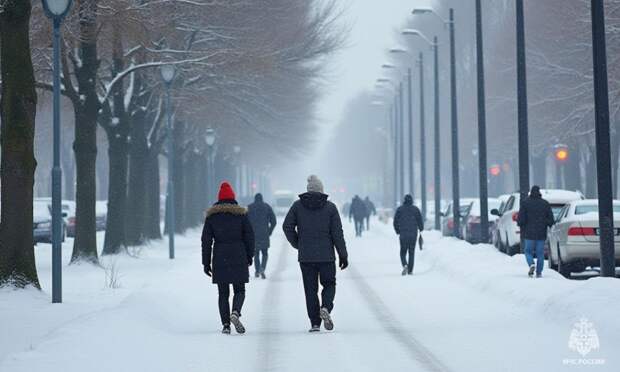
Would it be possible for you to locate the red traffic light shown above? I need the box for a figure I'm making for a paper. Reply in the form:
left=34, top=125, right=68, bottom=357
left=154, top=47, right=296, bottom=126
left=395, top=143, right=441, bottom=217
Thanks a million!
left=489, top=165, right=501, bottom=177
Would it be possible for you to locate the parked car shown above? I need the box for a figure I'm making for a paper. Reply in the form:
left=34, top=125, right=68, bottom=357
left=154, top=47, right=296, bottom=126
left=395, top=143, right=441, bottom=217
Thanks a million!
left=491, top=194, right=512, bottom=250
left=96, top=201, right=108, bottom=231
left=461, top=198, right=502, bottom=244
left=548, top=200, right=620, bottom=278
left=441, top=198, right=477, bottom=237
left=273, top=190, right=295, bottom=216
left=33, top=201, right=53, bottom=244
left=492, top=189, right=584, bottom=256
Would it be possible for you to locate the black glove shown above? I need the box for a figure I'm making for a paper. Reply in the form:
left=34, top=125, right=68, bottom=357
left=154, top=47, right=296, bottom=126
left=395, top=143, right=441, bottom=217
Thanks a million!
left=419, top=236, right=424, bottom=251
left=339, top=257, right=349, bottom=270
left=204, top=264, right=212, bottom=277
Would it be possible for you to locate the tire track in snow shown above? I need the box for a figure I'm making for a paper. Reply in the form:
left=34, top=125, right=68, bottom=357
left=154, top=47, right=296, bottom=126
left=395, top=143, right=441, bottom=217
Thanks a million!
left=349, top=265, right=453, bottom=372
left=256, top=238, right=290, bottom=372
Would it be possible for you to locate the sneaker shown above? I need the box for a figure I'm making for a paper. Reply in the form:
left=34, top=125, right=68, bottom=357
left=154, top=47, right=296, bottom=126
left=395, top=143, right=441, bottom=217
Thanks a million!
left=407, top=271, right=413, bottom=276
left=320, top=307, right=334, bottom=331
left=222, top=324, right=231, bottom=334
left=308, top=325, right=320, bottom=333
left=401, top=266, right=408, bottom=276
left=255, top=272, right=260, bottom=278
left=528, top=264, right=535, bottom=278
left=536, top=273, right=543, bottom=278
left=260, top=272, right=266, bottom=280
left=230, top=311, right=245, bottom=334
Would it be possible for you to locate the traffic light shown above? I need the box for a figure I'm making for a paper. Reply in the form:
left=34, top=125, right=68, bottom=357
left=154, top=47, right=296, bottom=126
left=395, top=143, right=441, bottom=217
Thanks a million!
left=554, top=144, right=569, bottom=163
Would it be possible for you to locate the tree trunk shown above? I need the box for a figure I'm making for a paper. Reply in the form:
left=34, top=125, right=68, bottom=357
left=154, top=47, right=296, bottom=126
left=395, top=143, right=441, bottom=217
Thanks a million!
left=125, top=116, right=148, bottom=246
left=62, top=149, right=75, bottom=200
left=612, top=128, right=619, bottom=199
left=585, top=144, right=597, bottom=198
left=144, top=153, right=162, bottom=240
left=173, top=122, right=186, bottom=234
left=70, top=0, right=100, bottom=264
left=102, top=135, right=129, bottom=254
left=531, top=152, right=547, bottom=188
left=563, top=147, right=581, bottom=192
left=0, top=0, right=40, bottom=288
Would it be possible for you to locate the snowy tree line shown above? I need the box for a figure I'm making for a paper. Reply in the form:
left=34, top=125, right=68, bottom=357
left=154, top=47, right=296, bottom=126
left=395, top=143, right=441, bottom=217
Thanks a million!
left=0, top=0, right=344, bottom=288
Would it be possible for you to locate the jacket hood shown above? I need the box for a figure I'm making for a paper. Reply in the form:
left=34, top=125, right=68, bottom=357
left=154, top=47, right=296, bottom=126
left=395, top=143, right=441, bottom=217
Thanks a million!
left=207, top=200, right=247, bottom=217
left=299, top=192, right=328, bottom=210
left=530, top=186, right=542, bottom=198
left=403, top=195, right=413, bottom=205
left=254, top=193, right=263, bottom=203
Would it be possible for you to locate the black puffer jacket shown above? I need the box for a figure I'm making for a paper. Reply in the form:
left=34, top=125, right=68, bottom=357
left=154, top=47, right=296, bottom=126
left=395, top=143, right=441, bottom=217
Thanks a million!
left=201, top=200, right=255, bottom=284
left=282, top=192, right=348, bottom=263
left=517, top=195, right=555, bottom=241
left=394, top=196, right=424, bottom=238
left=248, top=194, right=277, bottom=250
left=349, top=197, right=368, bottom=220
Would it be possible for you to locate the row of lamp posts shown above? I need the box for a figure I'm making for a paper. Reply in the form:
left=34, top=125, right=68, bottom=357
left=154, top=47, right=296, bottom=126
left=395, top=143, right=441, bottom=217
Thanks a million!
left=373, top=2, right=615, bottom=277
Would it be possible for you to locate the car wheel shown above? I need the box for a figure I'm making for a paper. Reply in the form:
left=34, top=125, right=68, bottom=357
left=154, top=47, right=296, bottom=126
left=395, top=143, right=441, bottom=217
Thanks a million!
left=557, top=247, right=572, bottom=279
left=498, top=235, right=506, bottom=253
left=548, top=243, right=558, bottom=270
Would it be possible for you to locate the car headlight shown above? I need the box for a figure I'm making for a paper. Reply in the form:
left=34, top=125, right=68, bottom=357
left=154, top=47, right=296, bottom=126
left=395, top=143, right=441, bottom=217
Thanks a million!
left=37, top=222, right=51, bottom=229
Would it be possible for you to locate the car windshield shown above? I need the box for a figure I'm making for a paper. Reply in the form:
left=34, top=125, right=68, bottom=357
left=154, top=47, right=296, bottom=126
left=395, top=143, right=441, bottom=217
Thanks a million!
left=550, top=204, right=567, bottom=219
left=574, top=205, right=620, bottom=215
left=33, top=203, right=50, bottom=218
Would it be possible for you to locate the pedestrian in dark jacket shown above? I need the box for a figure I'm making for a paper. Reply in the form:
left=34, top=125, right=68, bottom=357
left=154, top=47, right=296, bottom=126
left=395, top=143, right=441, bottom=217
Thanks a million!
left=393, top=194, right=424, bottom=276
left=248, top=193, right=277, bottom=279
left=202, top=182, right=255, bottom=334
left=349, top=195, right=368, bottom=237
left=283, top=175, right=348, bottom=333
left=517, top=185, right=555, bottom=278
left=364, top=196, right=377, bottom=231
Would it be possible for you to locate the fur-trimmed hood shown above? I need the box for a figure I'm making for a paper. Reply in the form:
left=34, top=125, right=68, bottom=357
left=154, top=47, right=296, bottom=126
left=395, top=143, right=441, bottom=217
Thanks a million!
left=207, top=203, right=247, bottom=217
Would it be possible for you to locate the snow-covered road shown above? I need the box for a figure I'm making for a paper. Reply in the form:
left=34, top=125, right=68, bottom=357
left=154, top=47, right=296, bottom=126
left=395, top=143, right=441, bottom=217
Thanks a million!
left=2, top=221, right=619, bottom=372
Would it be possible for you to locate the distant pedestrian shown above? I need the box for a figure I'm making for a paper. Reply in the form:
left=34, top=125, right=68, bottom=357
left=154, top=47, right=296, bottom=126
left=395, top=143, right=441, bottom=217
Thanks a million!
left=202, top=182, right=255, bottom=335
left=364, top=196, right=377, bottom=231
left=517, top=186, right=555, bottom=278
left=248, top=193, right=277, bottom=279
left=349, top=195, right=368, bottom=237
left=393, top=195, right=424, bottom=276
left=283, top=175, right=348, bottom=333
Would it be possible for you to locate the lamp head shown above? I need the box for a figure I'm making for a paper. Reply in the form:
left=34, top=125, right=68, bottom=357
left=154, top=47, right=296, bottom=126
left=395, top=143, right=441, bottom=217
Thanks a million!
left=412, top=7, right=433, bottom=15
left=160, top=64, right=176, bottom=84
left=402, top=29, right=421, bottom=36
left=381, top=63, right=396, bottom=69
left=389, top=47, right=408, bottom=54
left=42, top=0, right=73, bottom=19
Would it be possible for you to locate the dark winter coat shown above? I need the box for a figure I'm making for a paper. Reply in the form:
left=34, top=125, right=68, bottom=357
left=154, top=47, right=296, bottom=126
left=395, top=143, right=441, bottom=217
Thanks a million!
left=282, top=192, right=348, bottom=263
left=349, top=197, right=368, bottom=220
left=394, top=198, right=424, bottom=239
left=201, top=200, right=255, bottom=284
left=248, top=194, right=277, bottom=251
left=364, top=199, right=377, bottom=218
left=517, top=195, right=555, bottom=241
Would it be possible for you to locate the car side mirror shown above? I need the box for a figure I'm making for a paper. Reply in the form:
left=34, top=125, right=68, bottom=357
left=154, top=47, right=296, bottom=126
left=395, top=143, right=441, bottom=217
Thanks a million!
left=490, top=209, right=500, bottom=217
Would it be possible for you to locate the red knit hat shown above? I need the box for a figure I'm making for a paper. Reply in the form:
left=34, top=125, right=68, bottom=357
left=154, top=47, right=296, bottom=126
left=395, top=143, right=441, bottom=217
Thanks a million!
left=218, top=182, right=236, bottom=201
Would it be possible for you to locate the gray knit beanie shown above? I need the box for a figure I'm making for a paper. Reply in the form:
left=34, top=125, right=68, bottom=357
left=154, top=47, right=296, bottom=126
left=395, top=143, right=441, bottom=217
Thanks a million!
left=307, top=175, right=324, bottom=193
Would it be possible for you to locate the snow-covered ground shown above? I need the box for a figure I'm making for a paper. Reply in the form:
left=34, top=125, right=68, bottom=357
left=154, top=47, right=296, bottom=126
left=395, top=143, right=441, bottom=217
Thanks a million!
left=1, top=221, right=619, bottom=372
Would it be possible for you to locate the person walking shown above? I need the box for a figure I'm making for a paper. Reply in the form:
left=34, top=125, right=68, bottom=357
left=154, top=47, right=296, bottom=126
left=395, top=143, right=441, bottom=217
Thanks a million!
left=283, top=175, right=348, bottom=333
left=349, top=195, right=368, bottom=237
left=202, top=182, right=255, bottom=334
left=517, top=186, right=555, bottom=278
left=248, top=193, right=277, bottom=279
left=364, top=196, right=377, bottom=231
left=393, top=194, right=424, bottom=276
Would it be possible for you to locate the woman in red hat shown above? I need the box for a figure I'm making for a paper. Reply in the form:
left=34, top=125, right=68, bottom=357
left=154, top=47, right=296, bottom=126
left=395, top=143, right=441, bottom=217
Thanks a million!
left=201, top=182, right=255, bottom=334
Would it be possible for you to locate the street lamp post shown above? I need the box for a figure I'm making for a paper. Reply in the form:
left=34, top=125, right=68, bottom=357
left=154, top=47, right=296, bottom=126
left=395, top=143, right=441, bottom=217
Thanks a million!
left=42, top=0, right=74, bottom=304
left=516, top=0, right=530, bottom=253
left=205, top=128, right=216, bottom=206
left=475, top=0, right=489, bottom=243
left=398, top=81, right=405, bottom=202
left=418, top=52, right=427, bottom=221
left=161, top=64, right=176, bottom=260
left=377, top=78, right=399, bottom=208
left=234, top=145, right=241, bottom=194
left=407, top=68, right=415, bottom=200
left=411, top=7, right=460, bottom=236
left=589, top=0, right=616, bottom=277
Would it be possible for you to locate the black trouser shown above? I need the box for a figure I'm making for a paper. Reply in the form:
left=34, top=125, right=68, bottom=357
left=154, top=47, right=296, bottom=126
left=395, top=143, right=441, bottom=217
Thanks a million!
left=365, top=216, right=370, bottom=230
left=254, top=248, right=268, bottom=274
left=354, top=218, right=364, bottom=236
left=300, top=262, right=336, bottom=326
left=217, top=283, right=246, bottom=325
left=400, top=234, right=418, bottom=274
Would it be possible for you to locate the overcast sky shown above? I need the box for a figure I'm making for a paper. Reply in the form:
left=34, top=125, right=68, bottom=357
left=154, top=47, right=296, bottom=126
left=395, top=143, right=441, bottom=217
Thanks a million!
left=271, top=0, right=433, bottom=192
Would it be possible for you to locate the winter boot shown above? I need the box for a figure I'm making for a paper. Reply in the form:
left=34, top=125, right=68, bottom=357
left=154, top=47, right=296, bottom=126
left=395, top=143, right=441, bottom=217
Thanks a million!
left=260, top=272, right=266, bottom=280
left=528, top=264, right=535, bottom=278
left=320, top=307, right=334, bottom=331
left=536, top=273, right=543, bottom=278
left=308, top=325, right=321, bottom=333
left=401, top=266, right=408, bottom=276
left=255, top=272, right=260, bottom=278
left=222, top=324, right=231, bottom=335
left=230, top=311, right=246, bottom=334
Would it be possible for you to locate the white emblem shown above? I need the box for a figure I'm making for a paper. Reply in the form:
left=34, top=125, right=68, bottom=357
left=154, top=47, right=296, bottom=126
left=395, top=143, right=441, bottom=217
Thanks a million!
left=568, top=318, right=600, bottom=357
